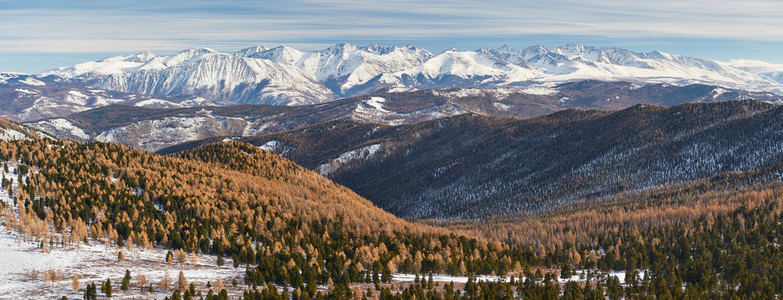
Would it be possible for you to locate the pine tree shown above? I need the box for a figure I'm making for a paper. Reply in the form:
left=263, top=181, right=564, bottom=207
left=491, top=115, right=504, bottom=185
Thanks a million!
left=83, top=282, right=97, bottom=300
left=121, top=269, right=131, bottom=291
left=105, top=278, right=112, bottom=297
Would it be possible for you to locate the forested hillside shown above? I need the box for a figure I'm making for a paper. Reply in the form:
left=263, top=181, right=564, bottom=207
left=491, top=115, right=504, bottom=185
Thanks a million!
left=4, top=113, right=783, bottom=298
left=0, top=135, right=540, bottom=299
left=189, top=100, right=783, bottom=219
left=436, top=163, right=783, bottom=299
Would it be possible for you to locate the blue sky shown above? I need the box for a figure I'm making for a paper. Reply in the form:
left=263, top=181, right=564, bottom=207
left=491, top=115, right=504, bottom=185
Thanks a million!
left=1, top=0, right=782, bottom=73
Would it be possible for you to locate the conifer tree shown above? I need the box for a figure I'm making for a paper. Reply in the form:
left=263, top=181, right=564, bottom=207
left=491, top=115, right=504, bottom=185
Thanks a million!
left=84, top=282, right=97, bottom=300
left=103, top=278, right=112, bottom=297
left=178, top=271, right=188, bottom=292
left=121, top=269, right=131, bottom=291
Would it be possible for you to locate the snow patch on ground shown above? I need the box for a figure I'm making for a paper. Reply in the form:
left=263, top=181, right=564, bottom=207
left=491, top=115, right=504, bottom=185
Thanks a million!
left=95, top=116, right=215, bottom=151
left=14, top=88, right=37, bottom=95
left=259, top=140, right=279, bottom=152
left=0, top=221, right=247, bottom=299
left=388, top=87, right=419, bottom=93
left=365, top=97, right=388, bottom=112
left=521, top=86, right=558, bottom=95
left=712, top=87, right=728, bottom=99
left=20, top=77, right=45, bottom=86
left=318, top=144, right=382, bottom=176
left=493, top=102, right=510, bottom=111
left=0, top=128, right=28, bottom=141
left=392, top=273, right=507, bottom=284
left=30, top=118, right=90, bottom=140
left=436, top=88, right=485, bottom=98
left=64, top=91, right=89, bottom=106
left=0, top=160, right=249, bottom=299
left=134, top=99, right=183, bottom=108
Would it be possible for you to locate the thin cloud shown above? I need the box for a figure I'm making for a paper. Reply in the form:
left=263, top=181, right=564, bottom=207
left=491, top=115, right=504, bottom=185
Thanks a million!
left=0, top=0, right=781, bottom=61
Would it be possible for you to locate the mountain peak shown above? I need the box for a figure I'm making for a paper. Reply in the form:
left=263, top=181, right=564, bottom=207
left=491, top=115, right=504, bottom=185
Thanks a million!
left=324, top=43, right=358, bottom=54
left=21, top=42, right=783, bottom=110
left=235, top=45, right=269, bottom=57
left=646, top=49, right=673, bottom=60
left=555, top=43, right=598, bottom=54
left=522, top=44, right=549, bottom=54
left=251, top=45, right=305, bottom=65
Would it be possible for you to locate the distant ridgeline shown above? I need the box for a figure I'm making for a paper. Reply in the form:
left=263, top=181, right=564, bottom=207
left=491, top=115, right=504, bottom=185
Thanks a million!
left=166, top=100, right=783, bottom=220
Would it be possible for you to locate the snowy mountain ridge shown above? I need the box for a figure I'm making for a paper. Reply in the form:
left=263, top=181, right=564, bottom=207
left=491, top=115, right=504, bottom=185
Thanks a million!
left=27, top=82, right=783, bottom=153
left=32, top=43, right=783, bottom=106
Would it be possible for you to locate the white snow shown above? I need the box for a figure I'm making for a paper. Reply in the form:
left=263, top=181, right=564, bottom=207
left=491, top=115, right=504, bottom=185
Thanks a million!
left=564, top=269, right=647, bottom=286
left=19, top=77, right=45, bottom=86
left=521, top=86, right=558, bottom=95
left=712, top=87, right=728, bottom=99
left=493, top=102, right=511, bottom=111
left=392, top=273, right=508, bottom=284
left=388, top=87, right=419, bottom=93
left=259, top=140, right=279, bottom=152
left=0, top=215, right=248, bottom=299
left=365, top=97, right=388, bottom=112
left=91, top=95, right=125, bottom=107
left=28, top=43, right=783, bottom=108
left=31, top=118, right=90, bottom=140
left=0, top=72, right=25, bottom=84
left=14, top=88, right=37, bottom=95
left=64, top=91, right=89, bottom=106
left=318, top=144, right=382, bottom=175
left=134, top=99, right=183, bottom=108
left=0, top=160, right=250, bottom=299
left=0, top=128, right=28, bottom=141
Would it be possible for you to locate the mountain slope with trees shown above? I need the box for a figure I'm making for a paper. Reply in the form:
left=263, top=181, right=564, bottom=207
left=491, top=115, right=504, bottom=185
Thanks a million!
left=30, top=80, right=779, bottom=152
left=174, top=100, right=783, bottom=219
left=0, top=133, right=538, bottom=298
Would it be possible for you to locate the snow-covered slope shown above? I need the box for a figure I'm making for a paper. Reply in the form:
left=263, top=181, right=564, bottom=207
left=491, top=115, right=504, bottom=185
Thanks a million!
left=24, top=43, right=783, bottom=108
left=722, top=59, right=783, bottom=92
left=44, top=48, right=334, bottom=105
left=0, top=74, right=225, bottom=121
left=253, top=43, right=433, bottom=96
left=486, top=44, right=783, bottom=93
left=380, top=49, right=544, bottom=89
left=0, top=118, right=53, bottom=141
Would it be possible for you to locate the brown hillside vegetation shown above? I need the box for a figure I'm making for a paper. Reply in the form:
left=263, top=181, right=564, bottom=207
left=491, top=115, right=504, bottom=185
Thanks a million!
left=0, top=136, right=539, bottom=299
left=438, top=166, right=783, bottom=253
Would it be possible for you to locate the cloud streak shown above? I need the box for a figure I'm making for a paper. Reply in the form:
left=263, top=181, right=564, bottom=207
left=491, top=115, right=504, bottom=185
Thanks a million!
left=1, top=0, right=782, bottom=72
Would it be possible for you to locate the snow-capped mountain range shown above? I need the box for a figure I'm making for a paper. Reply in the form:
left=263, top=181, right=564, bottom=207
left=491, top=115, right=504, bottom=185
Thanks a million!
left=26, top=82, right=782, bottom=152
left=32, top=43, right=783, bottom=106
left=0, top=72, right=227, bottom=121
